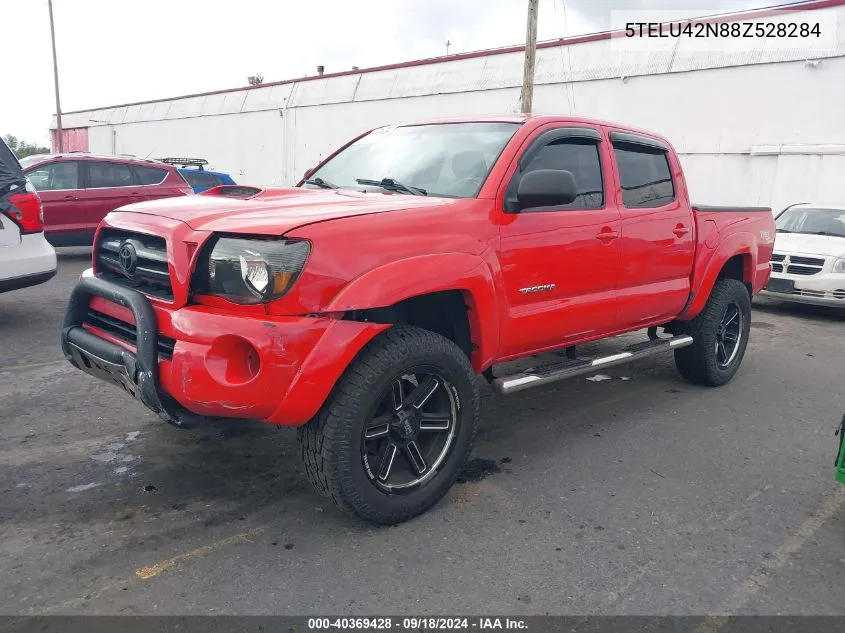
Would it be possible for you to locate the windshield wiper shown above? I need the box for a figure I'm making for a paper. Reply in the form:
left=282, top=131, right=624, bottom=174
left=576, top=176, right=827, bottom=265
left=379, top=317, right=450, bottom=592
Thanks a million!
left=355, top=177, right=427, bottom=196
left=803, top=231, right=843, bottom=237
left=303, top=177, right=338, bottom=189
left=776, top=228, right=793, bottom=233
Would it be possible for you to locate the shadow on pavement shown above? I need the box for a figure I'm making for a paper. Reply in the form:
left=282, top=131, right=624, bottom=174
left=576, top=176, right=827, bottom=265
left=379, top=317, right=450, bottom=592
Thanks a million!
left=754, top=297, right=845, bottom=323
left=55, top=247, right=92, bottom=261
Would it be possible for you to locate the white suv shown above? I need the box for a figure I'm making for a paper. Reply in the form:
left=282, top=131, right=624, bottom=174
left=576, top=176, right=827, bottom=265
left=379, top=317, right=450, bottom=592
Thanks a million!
left=762, top=203, right=845, bottom=308
left=0, top=139, right=57, bottom=293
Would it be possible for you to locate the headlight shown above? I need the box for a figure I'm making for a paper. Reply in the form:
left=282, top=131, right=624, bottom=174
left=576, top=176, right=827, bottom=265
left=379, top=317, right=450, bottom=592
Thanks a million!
left=833, top=258, right=845, bottom=274
left=192, top=236, right=310, bottom=303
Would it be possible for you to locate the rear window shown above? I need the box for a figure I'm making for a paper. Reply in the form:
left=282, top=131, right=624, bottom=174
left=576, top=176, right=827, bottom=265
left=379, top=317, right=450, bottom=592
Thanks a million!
left=133, top=165, right=168, bottom=185
left=613, top=144, right=675, bottom=208
left=88, top=161, right=134, bottom=188
left=180, top=170, right=224, bottom=189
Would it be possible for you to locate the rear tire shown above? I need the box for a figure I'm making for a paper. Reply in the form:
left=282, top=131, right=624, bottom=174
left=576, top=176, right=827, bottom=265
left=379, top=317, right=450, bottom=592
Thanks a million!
left=298, top=326, right=479, bottom=525
left=674, top=278, right=751, bottom=386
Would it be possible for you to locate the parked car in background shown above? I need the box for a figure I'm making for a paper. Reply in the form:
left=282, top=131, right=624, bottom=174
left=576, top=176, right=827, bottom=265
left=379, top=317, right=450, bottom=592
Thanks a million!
left=761, top=203, right=845, bottom=308
left=20, top=153, right=193, bottom=246
left=0, top=138, right=57, bottom=292
left=158, top=158, right=236, bottom=193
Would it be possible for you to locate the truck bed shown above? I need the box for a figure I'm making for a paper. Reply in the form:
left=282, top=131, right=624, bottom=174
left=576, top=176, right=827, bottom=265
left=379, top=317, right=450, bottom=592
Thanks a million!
left=692, top=204, right=772, bottom=213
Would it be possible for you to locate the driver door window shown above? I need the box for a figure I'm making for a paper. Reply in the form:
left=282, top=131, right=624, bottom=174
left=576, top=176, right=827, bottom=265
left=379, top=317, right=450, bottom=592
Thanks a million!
left=27, top=162, right=80, bottom=191
left=505, top=138, right=604, bottom=212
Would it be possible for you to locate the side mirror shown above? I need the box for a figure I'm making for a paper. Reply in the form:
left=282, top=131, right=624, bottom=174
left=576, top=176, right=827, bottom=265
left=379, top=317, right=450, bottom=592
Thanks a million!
left=516, top=169, right=577, bottom=210
left=303, top=167, right=316, bottom=180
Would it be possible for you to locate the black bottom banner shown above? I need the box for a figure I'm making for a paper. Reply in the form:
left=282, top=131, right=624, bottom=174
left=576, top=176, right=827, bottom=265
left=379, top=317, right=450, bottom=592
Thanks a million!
left=3, top=617, right=845, bottom=633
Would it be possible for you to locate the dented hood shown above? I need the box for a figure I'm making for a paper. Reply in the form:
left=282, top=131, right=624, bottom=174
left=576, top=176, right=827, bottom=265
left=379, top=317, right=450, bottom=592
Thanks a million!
left=109, top=187, right=456, bottom=235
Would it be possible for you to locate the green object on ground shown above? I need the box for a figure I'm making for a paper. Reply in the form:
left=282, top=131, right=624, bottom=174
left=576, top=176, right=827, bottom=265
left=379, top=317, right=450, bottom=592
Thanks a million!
left=837, top=416, right=845, bottom=484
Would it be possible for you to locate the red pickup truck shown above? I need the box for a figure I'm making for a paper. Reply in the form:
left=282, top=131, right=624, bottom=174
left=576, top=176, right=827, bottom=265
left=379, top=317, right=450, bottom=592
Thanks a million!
left=61, top=115, right=774, bottom=524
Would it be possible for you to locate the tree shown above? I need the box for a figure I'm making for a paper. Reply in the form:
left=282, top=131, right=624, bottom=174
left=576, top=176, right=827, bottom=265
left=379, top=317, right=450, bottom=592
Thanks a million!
left=3, top=134, right=50, bottom=159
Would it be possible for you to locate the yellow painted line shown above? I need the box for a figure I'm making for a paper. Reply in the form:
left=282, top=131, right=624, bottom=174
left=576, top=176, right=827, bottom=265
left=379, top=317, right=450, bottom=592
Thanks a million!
left=604, top=560, right=657, bottom=608
left=135, top=526, right=266, bottom=580
left=695, top=485, right=845, bottom=633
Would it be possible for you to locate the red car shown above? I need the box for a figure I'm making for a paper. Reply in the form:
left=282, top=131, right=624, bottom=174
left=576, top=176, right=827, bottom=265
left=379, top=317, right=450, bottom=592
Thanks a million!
left=20, top=153, right=193, bottom=245
left=61, top=115, right=775, bottom=524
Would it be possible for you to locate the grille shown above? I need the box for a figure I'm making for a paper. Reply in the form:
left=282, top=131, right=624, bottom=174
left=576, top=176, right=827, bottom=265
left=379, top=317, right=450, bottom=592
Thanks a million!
left=772, top=253, right=826, bottom=277
left=790, top=256, right=825, bottom=266
left=787, top=264, right=821, bottom=276
left=794, top=289, right=825, bottom=298
left=86, top=309, right=176, bottom=359
left=779, top=289, right=845, bottom=301
left=96, top=229, right=173, bottom=300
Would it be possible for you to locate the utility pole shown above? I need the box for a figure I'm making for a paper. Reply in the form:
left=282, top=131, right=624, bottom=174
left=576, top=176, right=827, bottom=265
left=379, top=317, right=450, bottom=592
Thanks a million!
left=48, top=0, right=64, bottom=152
left=445, top=40, right=451, bottom=56
left=520, top=0, right=539, bottom=114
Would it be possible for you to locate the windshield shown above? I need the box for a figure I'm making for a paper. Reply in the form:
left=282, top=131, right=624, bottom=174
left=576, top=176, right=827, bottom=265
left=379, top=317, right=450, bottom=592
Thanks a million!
left=776, top=206, right=845, bottom=238
left=305, top=122, right=521, bottom=198
left=18, top=155, right=49, bottom=169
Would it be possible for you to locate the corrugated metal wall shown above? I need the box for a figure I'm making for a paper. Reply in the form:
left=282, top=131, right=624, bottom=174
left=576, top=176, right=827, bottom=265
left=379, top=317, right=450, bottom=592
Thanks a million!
left=58, top=3, right=845, bottom=213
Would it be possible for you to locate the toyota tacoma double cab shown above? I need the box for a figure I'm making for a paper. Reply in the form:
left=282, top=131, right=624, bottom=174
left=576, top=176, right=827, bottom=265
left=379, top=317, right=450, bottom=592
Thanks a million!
left=61, top=115, right=775, bottom=524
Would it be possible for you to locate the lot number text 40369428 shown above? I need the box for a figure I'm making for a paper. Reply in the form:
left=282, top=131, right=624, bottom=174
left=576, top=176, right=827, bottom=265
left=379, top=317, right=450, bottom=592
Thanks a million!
left=307, top=617, right=528, bottom=630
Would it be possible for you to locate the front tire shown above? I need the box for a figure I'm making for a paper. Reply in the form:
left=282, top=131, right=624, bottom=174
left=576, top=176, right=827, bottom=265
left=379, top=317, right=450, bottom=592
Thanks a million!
left=298, top=327, right=479, bottom=525
left=674, top=278, right=751, bottom=386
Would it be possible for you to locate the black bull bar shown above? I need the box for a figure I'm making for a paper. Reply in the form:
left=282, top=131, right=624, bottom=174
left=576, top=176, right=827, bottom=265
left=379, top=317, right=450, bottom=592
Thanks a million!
left=60, top=276, right=204, bottom=428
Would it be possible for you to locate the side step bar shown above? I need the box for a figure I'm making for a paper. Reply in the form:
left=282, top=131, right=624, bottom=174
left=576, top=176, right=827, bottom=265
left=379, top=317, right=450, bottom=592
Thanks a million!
left=491, top=335, right=693, bottom=395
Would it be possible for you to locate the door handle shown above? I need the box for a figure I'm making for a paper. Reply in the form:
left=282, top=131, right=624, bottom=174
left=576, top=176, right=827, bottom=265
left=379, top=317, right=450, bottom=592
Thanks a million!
left=63, top=194, right=74, bottom=199
left=596, top=228, right=620, bottom=242
left=673, top=225, right=690, bottom=238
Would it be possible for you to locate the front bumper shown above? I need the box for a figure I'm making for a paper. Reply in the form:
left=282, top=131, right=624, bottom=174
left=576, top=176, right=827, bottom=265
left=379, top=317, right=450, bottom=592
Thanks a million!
left=761, top=272, right=845, bottom=308
left=61, top=277, right=389, bottom=428
left=760, top=289, right=845, bottom=307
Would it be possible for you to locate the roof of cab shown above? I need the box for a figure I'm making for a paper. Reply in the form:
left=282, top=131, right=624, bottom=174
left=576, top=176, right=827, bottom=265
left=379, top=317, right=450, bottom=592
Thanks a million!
left=392, top=113, right=673, bottom=145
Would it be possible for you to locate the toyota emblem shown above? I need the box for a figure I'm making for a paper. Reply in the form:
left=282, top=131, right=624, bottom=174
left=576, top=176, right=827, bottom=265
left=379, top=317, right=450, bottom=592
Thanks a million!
left=118, top=242, right=138, bottom=276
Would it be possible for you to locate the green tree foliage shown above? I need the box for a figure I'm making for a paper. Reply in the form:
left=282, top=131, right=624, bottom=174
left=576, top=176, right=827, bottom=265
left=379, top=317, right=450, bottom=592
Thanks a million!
left=3, top=135, right=50, bottom=159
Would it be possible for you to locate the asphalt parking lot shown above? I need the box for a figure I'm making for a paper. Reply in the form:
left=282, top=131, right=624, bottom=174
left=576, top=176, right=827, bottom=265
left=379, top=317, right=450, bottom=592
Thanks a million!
left=2, top=249, right=844, bottom=616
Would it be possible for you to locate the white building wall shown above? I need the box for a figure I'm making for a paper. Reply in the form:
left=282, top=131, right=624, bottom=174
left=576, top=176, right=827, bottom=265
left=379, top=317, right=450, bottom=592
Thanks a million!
left=58, top=3, right=845, bottom=213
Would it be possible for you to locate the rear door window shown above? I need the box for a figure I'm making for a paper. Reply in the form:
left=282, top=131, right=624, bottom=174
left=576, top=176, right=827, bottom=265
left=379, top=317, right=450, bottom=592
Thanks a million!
left=133, top=165, right=168, bottom=185
left=87, top=161, right=134, bottom=188
left=612, top=143, right=675, bottom=208
left=26, top=162, right=80, bottom=191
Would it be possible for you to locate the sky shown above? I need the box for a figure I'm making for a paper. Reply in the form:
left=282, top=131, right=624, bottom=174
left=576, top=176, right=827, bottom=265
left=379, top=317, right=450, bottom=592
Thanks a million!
left=2, top=0, right=781, bottom=147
